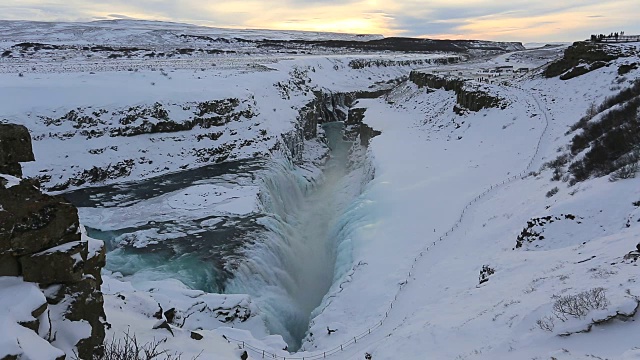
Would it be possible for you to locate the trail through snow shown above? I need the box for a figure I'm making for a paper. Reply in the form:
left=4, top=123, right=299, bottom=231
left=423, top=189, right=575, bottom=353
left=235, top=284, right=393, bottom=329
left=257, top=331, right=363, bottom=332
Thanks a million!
left=221, top=82, right=552, bottom=359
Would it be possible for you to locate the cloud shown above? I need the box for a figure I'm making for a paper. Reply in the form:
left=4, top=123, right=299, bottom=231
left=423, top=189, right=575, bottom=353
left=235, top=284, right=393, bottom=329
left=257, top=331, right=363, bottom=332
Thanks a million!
left=0, top=0, right=638, bottom=42
left=107, top=14, right=135, bottom=20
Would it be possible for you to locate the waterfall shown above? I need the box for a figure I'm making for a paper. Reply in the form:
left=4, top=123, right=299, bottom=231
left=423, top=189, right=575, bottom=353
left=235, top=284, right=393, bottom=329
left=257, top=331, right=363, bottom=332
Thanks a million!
left=225, top=122, right=358, bottom=350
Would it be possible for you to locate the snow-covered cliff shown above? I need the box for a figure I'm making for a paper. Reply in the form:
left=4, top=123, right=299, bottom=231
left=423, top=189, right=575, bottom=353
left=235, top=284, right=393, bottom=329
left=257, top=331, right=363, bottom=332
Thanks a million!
left=1, top=20, right=639, bottom=360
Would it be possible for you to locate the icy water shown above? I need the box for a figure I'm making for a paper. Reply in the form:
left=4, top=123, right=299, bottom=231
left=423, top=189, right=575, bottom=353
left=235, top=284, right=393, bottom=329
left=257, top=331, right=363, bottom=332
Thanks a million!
left=64, top=159, right=266, bottom=292
left=225, top=122, right=354, bottom=349
left=64, top=159, right=264, bottom=208
left=64, top=123, right=357, bottom=350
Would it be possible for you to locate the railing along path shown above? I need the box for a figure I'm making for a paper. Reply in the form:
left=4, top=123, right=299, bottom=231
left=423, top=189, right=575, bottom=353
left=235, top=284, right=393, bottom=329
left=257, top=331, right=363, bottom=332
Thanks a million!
left=223, top=83, right=551, bottom=359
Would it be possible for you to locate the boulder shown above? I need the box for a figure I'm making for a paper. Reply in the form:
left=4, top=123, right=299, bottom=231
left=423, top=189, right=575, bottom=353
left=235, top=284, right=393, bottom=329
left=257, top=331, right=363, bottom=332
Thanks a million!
left=0, top=182, right=80, bottom=256
left=17, top=293, right=47, bottom=332
left=20, top=241, right=87, bottom=284
left=0, top=163, right=23, bottom=178
left=64, top=277, right=106, bottom=359
left=152, top=319, right=174, bottom=336
left=0, top=124, right=34, bottom=177
left=0, top=124, right=105, bottom=358
left=84, top=237, right=106, bottom=285
left=0, top=254, right=20, bottom=276
left=164, top=307, right=177, bottom=324
left=0, top=124, right=34, bottom=164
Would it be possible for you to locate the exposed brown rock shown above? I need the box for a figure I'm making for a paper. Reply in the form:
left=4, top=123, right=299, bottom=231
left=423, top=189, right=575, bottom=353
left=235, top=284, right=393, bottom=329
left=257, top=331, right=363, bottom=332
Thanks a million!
left=84, top=239, right=106, bottom=285
left=63, top=277, right=106, bottom=359
left=152, top=319, right=174, bottom=336
left=0, top=124, right=105, bottom=358
left=164, top=307, right=177, bottom=324
left=17, top=297, right=47, bottom=333
left=0, top=254, right=20, bottom=276
left=0, top=182, right=80, bottom=256
left=20, top=241, right=87, bottom=284
left=0, top=124, right=34, bottom=177
left=409, top=71, right=505, bottom=112
left=0, top=163, right=23, bottom=178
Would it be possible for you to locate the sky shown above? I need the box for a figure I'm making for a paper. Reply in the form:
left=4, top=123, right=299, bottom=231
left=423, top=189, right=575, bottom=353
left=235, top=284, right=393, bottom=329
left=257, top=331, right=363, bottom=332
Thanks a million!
left=1, top=0, right=639, bottom=42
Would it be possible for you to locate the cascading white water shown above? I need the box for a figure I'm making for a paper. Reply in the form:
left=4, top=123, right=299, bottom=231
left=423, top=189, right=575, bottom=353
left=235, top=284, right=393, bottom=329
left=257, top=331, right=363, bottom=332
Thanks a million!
left=225, top=122, right=356, bottom=350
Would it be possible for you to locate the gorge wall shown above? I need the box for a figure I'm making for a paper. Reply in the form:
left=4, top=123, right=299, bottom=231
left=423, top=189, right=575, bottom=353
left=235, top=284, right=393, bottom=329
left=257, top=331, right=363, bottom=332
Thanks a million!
left=409, top=71, right=505, bottom=112
left=0, top=124, right=106, bottom=359
left=280, top=89, right=386, bottom=162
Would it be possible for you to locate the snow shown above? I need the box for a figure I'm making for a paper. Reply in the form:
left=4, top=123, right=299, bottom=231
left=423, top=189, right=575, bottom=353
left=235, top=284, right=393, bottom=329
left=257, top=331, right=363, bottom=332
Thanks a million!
left=0, top=173, right=21, bottom=188
left=166, top=184, right=259, bottom=215
left=2, top=18, right=640, bottom=359
left=0, top=19, right=383, bottom=48
left=101, top=273, right=274, bottom=359
left=0, top=277, right=65, bottom=360
left=82, top=225, right=104, bottom=260
left=300, top=42, right=640, bottom=359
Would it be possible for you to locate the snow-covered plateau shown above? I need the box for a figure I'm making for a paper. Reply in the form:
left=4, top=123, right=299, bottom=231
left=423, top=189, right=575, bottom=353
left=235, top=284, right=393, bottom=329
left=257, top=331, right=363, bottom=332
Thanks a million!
left=1, top=20, right=640, bottom=360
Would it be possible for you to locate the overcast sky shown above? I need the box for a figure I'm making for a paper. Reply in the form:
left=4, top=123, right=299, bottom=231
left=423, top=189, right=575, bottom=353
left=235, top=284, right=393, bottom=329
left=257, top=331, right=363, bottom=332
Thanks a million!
left=2, top=0, right=638, bottom=42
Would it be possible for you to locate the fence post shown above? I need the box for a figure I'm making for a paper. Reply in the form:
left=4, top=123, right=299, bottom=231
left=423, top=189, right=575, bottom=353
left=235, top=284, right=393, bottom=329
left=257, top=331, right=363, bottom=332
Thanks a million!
left=263, top=350, right=265, bottom=358
left=354, top=337, right=357, bottom=343
left=242, top=341, right=245, bottom=349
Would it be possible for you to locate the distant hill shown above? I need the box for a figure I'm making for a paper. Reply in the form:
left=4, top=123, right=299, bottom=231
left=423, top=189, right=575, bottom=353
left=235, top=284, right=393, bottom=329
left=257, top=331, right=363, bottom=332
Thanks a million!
left=0, top=20, right=524, bottom=54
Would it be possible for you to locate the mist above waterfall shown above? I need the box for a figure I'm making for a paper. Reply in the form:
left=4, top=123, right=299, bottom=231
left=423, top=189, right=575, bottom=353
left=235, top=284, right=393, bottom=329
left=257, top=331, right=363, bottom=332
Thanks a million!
left=225, top=122, right=359, bottom=350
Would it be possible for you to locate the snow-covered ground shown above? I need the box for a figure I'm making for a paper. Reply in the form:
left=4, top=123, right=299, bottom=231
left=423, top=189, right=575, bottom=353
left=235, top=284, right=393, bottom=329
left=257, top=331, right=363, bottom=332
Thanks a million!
left=301, top=43, right=640, bottom=359
left=2, top=19, right=640, bottom=360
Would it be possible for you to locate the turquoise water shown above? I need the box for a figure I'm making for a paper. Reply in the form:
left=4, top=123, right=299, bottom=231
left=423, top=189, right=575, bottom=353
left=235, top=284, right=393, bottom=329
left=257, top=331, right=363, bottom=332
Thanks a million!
left=225, top=122, right=355, bottom=350
left=65, top=123, right=361, bottom=351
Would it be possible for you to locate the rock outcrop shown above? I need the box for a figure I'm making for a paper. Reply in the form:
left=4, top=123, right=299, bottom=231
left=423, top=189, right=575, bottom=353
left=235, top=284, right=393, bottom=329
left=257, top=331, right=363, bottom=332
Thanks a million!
left=281, top=89, right=385, bottom=161
left=0, top=124, right=34, bottom=177
left=544, top=41, right=630, bottom=80
left=0, top=124, right=106, bottom=359
left=409, top=71, right=505, bottom=112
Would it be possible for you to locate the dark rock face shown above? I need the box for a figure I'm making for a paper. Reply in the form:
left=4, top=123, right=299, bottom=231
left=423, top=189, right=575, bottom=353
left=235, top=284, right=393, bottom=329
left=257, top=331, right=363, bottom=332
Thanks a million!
left=0, top=124, right=34, bottom=177
left=0, top=182, right=80, bottom=256
left=544, top=41, right=629, bottom=80
left=20, top=240, right=87, bottom=284
left=0, top=124, right=106, bottom=359
left=255, top=37, right=523, bottom=54
left=84, top=240, right=106, bottom=285
left=409, top=71, right=505, bottom=112
left=64, top=277, right=107, bottom=359
left=299, top=91, right=355, bottom=141
left=0, top=163, right=23, bottom=178
left=281, top=89, right=385, bottom=162
left=0, top=254, right=20, bottom=276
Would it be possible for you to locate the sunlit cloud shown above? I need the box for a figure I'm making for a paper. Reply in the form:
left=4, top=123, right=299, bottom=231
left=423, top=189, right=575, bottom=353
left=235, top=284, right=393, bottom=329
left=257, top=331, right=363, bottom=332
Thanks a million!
left=0, top=0, right=638, bottom=42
